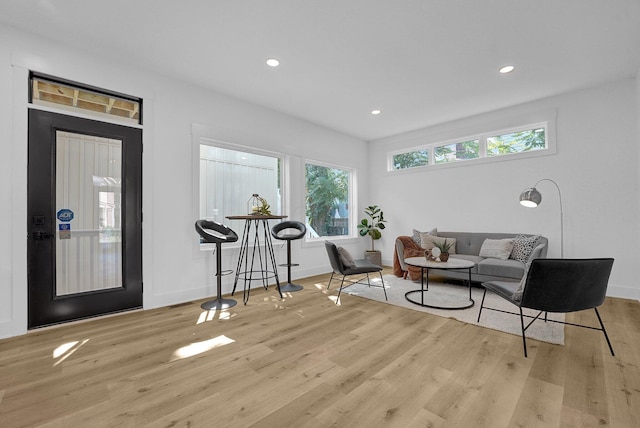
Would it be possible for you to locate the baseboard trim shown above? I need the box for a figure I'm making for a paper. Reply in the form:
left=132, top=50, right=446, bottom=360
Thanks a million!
left=607, top=283, right=640, bottom=301
left=0, top=320, right=13, bottom=340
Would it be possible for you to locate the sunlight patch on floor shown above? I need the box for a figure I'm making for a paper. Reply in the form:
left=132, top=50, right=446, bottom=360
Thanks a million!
left=170, top=335, right=235, bottom=361
left=196, top=309, right=236, bottom=324
left=52, top=339, right=90, bottom=367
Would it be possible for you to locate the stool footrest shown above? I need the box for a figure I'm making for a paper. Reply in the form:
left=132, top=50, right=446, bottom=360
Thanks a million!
left=278, top=263, right=300, bottom=267
left=218, top=269, right=234, bottom=276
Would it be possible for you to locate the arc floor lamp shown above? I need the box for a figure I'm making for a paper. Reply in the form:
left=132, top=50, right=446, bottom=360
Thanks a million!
left=519, top=178, right=564, bottom=258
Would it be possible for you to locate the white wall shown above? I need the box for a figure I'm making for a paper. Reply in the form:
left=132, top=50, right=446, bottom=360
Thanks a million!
left=0, top=24, right=370, bottom=339
left=369, top=78, right=640, bottom=300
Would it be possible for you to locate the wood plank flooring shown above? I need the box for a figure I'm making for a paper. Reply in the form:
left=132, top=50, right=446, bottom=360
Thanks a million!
left=1, top=269, right=639, bottom=427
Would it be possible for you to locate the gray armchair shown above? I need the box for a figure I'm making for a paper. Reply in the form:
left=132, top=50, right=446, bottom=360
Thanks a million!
left=324, top=241, right=387, bottom=303
left=477, top=258, right=615, bottom=357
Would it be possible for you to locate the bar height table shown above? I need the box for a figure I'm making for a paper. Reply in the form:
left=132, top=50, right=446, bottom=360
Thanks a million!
left=227, top=215, right=287, bottom=304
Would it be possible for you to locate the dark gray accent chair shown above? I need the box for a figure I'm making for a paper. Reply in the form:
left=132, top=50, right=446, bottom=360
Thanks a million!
left=477, top=258, right=615, bottom=357
left=324, top=241, right=387, bottom=303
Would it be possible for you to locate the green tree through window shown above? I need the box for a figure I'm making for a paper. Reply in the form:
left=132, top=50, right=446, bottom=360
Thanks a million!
left=305, top=163, right=350, bottom=237
left=435, top=140, right=479, bottom=164
left=393, top=150, right=429, bottom=169
left=488, top=128, right=545, bottom=156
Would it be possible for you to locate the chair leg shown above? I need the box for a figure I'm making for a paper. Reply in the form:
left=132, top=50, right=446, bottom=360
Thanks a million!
left=378, top=271, right=388, bottom=301
left=595, top=308, right=615, bottom=356
left=327, top=272, right=335, bottom=290
left=336, top=276, right=346, bottom=303
left=476, top=288, right=488, bottom=322
left=403, top=270, right=408, bottom=280
left=519, top=307, right=528, bottom=358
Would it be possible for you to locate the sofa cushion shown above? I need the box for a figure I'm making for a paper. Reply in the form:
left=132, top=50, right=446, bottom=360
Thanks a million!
left=450, top=254, right=483, bottom=274
left=479, top=238, right=514, bottom=260
left=420, top=234, right=456, bottom=254
left=513, top=262, right=531, bottom=302
left=510, top=234, right=541, bottom=263
left=412, top=228, right=437, bottom=245
left=477, top=258, right=525, bottom=279
left=337, top=246, right=356, bottom=268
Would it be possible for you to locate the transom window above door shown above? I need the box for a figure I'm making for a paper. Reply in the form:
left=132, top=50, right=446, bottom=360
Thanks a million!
left=29, top=72, right=142, bottom=125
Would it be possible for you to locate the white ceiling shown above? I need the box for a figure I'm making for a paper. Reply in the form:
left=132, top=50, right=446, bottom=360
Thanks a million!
left=1, top=0, right=640, bottom=141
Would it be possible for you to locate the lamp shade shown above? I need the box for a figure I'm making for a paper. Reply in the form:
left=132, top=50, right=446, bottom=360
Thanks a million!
left=519, top=187, right=542, bottom=207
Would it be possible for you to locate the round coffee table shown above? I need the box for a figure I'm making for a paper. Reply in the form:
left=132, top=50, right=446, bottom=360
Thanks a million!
left=404, top=257, right=475, bottom=310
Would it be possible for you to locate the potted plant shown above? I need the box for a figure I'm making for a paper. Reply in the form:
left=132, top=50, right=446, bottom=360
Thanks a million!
left=433, top=239, right=453, bottom=262
left=357, top=205, right=386, bottom=266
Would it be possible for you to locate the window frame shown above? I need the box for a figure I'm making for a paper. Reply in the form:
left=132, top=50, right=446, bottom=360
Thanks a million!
left=387, top=117, right=556, bottom=173
left=192, top=125, right=288, bottom=254
left=302, top=158, right=358, bottom=245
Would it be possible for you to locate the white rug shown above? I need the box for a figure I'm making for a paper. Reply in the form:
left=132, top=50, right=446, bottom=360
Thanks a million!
left=343, top=274, right=565, bottom=345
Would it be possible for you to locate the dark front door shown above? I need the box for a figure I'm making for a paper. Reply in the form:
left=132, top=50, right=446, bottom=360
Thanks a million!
left=27, top=109, right=142, bottom=328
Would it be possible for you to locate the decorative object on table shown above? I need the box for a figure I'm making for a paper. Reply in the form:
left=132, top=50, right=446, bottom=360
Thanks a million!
left=433, top=238, right=453, bottom=262
left=519, top=178, right=563, bottom=257
left=424, top=247, right=441, bottom=261
left=420, top=234, right=457, bottom=255
left=357, top=205, right=386, bottom=266
left=247, top=193, right=272, bottom=215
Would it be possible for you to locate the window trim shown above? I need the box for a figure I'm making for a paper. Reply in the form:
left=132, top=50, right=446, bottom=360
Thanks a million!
left=387, top=117, right=556, bottom=174
left=302, top=158, right=358, bottom=245
left=192, top=124, right=288, bottom=255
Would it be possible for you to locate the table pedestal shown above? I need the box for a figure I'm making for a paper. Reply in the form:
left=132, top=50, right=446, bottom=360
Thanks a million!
left=227, top=215, right=286, bottom=304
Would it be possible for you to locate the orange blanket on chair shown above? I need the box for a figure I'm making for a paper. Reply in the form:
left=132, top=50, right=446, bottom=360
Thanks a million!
left=393, top=236, right=425, bottom=281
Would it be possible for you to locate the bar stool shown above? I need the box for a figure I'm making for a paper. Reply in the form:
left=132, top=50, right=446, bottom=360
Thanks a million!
left=195, top=219, right=239, bottom=310
left=271, top=221, right=306, bottom=292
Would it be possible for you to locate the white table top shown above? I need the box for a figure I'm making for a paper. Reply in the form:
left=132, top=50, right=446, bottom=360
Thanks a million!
left=404, top=256, right=475, bottom=269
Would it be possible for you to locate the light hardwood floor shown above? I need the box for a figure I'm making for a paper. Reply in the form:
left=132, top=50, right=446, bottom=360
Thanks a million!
left=1, top=269, right=639, bottom=427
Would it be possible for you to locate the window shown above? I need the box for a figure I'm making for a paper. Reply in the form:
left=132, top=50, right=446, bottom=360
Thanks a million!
left=434, top=139, right=479, bottom=164
left=388, top=120, right=553, bottom=172
left=30, top=72, right=142, bottom=125
left=198, top=139, right=283, bottom=244
left=392, top=149, right=429, bottom=170
left=305, top=161, right=354, bottom=240
left=487, top=127, right=546, bottom=157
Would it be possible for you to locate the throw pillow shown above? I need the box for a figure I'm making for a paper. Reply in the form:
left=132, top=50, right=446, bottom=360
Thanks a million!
left=513, top=262, right=531, bottom=302
left=412, top=228, right=437, bottom=245
left=510, top=234, right=541, bottom=263
left=479, top=238, right=515, bottom=260
left=337, top=246, right=356, bottom=268
left=420, top=234, right=456, bottom=254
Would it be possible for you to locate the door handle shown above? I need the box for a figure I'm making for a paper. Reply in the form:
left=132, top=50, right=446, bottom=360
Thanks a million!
left=30, top=230, right=55, bottom=240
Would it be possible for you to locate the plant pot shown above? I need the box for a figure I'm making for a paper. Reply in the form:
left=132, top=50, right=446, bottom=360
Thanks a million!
left=364, top=250, right=382, bottom=267
left=440, top=252, right=450, bottom=262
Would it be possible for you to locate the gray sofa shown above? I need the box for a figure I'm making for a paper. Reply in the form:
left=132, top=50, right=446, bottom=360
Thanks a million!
left=396, top=231, right=548, bottom=283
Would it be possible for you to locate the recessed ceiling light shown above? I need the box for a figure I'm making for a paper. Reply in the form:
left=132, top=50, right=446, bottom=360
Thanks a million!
left=371, top=109, right=382, bottom=115
left=499, top=65, right=515, bottom=74
left=266, top=58, right=280, bottom=67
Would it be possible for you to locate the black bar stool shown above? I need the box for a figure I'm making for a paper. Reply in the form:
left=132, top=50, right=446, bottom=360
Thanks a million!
left=271, top=221, right=306, bottom=292
left=195, top=219, right=239, bottom=310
